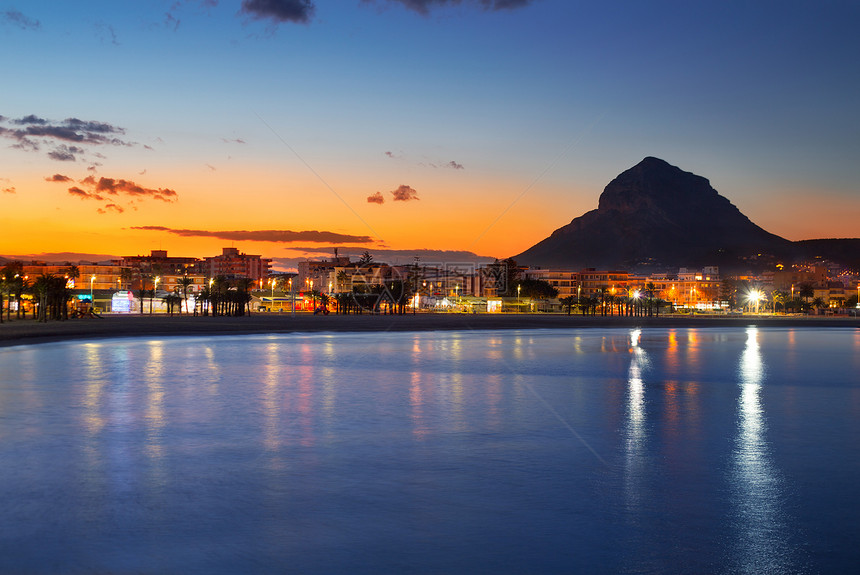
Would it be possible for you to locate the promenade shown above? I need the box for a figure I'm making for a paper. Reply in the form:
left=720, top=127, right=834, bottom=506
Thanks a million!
left=1, top=312, right=858, bottom=348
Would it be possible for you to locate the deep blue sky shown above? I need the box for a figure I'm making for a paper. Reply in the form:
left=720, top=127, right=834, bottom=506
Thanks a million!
left=1, top=0, right=858, bottom=264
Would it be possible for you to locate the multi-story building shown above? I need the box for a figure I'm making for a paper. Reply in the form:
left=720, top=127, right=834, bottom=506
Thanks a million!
left=772, top=265, right=828, bottom=292
left=21, top=263, right=124, bottom=291
left=203, top=247, right=271, bottom=281
left=120, top=250, right=201, bottom=277
left=578, top=269, right=630, bottom=298
left=522, top=268, right=578, bottom=298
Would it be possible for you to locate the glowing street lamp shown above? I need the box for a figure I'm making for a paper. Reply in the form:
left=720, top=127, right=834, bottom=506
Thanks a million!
left=746, top=288, right=765, bottom=314
left=517, top=284, right=521, bottom=312
left=289, top=278, right=294, bottom=316
left=270, top=277, right=277, bottom=311
left=90, top=274, right=96, bottom=303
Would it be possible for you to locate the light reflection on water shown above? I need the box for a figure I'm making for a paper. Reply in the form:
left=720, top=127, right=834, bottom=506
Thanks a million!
left=0, top=328, right=858, bottom=574
left=730, top=328, right=795, bottom=573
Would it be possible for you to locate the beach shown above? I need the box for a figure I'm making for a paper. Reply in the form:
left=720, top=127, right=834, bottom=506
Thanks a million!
left=1, top=312, right=857, bottom=347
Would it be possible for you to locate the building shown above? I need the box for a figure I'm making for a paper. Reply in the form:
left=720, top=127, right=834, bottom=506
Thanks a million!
left=203, top=247, right=271, bottom=281
left=578, top=269, right=630, bottom=298
left=21, top=262, right=124, bottom=292
left=522, top=268, right=578, bottom=298
left=120, top=250, right=202, bottom=277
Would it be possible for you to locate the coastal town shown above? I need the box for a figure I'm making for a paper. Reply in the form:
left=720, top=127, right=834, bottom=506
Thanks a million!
left=2, top=246, right=858, bottom=319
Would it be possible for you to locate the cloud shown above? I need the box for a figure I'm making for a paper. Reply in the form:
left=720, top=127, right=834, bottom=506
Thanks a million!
left=92, top=177, right=179, bottom=202
left=367, top=192, right=385, bottom=204
left=130, top=226, right=374, bottom=244
left=241, top=0, right=315, bottom=24
left=391, top=184, right=419, bottom=201
left=2, top=9, right=40, bottom=30
left=45, top=174, right=73, bottom=182
left=446, top=160, right=464, bottom=169
left=384, top=150, right=401, bottom=159
left=370, top=0, right=536, bottom=15
left=68, top=187, right=105, bottom=201
left=222, top=137, right=246, bottom=144
left=98, top=204, right=125, bottom=214
left=48, top=144, right=85, bottom=162
left=94, top=22, right=119, bottom=45
left=63, top=174, right=180, bottom=213
left=0, top=114, right=133, bottom=162
left=2, top=186, right=15, bottom=194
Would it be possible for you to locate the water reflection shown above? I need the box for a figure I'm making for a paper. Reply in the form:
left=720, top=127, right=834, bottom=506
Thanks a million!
left=622, top=329, right=654, bottom=571
left=730, top=327, right=794, bottom=573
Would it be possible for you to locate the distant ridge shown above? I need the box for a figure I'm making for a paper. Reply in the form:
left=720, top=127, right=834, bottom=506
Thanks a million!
left=516, top=157, right=856, bottom=271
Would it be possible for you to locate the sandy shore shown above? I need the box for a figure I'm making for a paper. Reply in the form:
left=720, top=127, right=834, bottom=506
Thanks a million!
left=0, top=312, right=857, bottom=347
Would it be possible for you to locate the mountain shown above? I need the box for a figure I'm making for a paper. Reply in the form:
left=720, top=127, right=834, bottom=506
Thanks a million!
left=515, top=157, right=796, bottom=271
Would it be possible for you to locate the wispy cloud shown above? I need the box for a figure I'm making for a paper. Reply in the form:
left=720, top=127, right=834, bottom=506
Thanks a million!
left=86, top=177, right=179, bottom=202
left=63, top=174, right=179, bottom=213
left=222, top=137, right=246, bottom=144
left=48, top=144, right=85, bottom=162
left=94, top=21, right=119, bottom=45
left=0, top=114, right=133, bottom=162
left=367, top=191, right=385, bottom=204
left=1, top=9, right=40, bottom=30
left=391, top=184, right=419, bottom=201
left=131, top=226, right=375, bottom=244
left=98, top=204, right=125, bottom=214
left=45, top=174, right=73, bottom=182
left=241, top=0, right=315, bottom=24
left=68, top=187, right=105, bottom=201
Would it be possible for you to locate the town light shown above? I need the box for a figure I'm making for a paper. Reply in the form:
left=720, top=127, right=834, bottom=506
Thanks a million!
left=270, top=277, right=277, bottom=310
left=746, top=288, right=765, bottom=314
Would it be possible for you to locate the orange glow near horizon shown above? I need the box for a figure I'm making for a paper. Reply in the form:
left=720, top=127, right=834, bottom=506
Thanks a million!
left=2, top=160, right=856, bottom=264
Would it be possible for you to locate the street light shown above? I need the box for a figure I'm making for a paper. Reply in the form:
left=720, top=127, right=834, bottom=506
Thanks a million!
left=270, top=277, right=277, bottom=311
left=517, top=284, right=521, bottom=312
left=746, top=288, right=764, bottom=314
left=90, top=274, right=96, bottom=303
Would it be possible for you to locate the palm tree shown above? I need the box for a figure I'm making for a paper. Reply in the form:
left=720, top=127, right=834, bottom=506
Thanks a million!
left=798, top=283, right=815, bottom=306
left=235, top=277, right=255, bottom=316
left=64, top=264, right=80, bottom=288
left=559, top=295, right=575, bottom=315
left=119, top=267, right=134, bottom=290
left=177, top=275, right=194, bottom=315
left=32, top=274, right=54, bottom=322
left=198, top=284, right=210, bottom=316
left=771, top=289, right=786, bottom=314
left=811, top=296, right=826, bottom=314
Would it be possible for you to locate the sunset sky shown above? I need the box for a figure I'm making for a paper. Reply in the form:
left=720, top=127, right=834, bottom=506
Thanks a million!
left=2, top=0, right=858, bottom=270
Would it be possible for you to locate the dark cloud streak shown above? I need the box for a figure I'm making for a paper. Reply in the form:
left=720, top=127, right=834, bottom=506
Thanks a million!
left=371, top=0, right=536, bottom=15
left=241, top=0, right=315, bottom=24
left=45, top=174, right=73, bottom=183
left=131, top=226, right=374, bottom=244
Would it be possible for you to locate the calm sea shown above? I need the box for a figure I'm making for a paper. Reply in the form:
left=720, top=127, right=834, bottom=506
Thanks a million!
left=1, top=327, right=858, bottom=574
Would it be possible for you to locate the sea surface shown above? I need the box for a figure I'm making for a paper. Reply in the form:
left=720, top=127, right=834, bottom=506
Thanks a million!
left=0, top=327, right=858, bottom=574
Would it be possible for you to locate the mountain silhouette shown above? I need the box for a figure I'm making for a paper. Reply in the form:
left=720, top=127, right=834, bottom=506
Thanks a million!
left=515, top=157, right=795, bottom=270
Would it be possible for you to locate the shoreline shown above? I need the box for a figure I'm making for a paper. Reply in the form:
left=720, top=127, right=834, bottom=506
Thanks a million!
left=1, top=312, right=858, bottom=348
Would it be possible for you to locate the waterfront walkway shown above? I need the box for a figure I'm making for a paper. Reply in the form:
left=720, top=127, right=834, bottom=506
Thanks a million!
left=1, top=312, right=858, bottom=347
